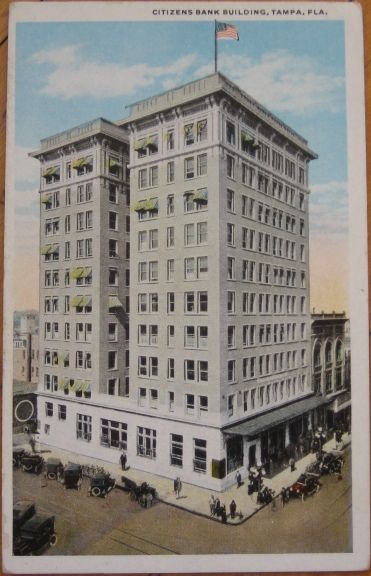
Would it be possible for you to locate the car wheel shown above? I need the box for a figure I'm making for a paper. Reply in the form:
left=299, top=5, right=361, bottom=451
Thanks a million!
left=22, top=464, right=33, bottom=472
left=49, top=534, right=57, bottom=547
left=91, top=487, right=101, bottom=497
left=48, top=472, right=56, bottom=480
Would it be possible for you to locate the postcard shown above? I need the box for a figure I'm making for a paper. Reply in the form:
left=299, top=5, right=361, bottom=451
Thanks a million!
left=3, top=1, right=370, bottom=573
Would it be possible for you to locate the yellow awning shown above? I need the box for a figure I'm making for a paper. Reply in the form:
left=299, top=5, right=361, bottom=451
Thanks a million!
left=58, top=376, right=68, bottom=389
left=41, top=193, right=52, bottom=204
left=133, top=200, right=146, bottom=212
left=109, top=158, right=120, bottom=168
left=40, top=245, right=53, bottom=255
left=134, top=139, right=146, bottom=151
left=146, top=198, right=159, bottom=211
left=72, top=157, right=92, bottom=169
left=71, top=267, right=85, bottom=279
left=193, top=189, right=208, bottom=203
left=81, top=380, right=91, bottom=392
left=82, top=267, right=92, bottom=278
left=71, top=295, right=84, bottom=307
left=109, top=295, right=123, bottom=310
left=81, top=296, right=92, bottom=307
left=42, top=166, right=59, bottom=178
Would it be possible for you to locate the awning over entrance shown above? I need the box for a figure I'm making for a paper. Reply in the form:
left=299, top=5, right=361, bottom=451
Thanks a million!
left=224, top=395, right=332, bottom=438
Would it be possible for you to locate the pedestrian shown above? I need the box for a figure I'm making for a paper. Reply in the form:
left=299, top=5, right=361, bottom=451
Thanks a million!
left=214, top=497, right=221, bottom=517
left=146, top=491, right=153, bottom=508
left=174, top=476, right=182, bottom=499
left=289, top=457, right=295, bottom=472
left=235, top=470, right=242, bottom=488
left=29, top=437, right=36, bottom=454
left=280, top=486, right=287, bottom=507
left=221, top=505, right=227, bottom=524
left=229, top=499, right=237, bottom=519
left=209, top=494, right=215, bottom=516
left=120, top=451, right=127, bottom=471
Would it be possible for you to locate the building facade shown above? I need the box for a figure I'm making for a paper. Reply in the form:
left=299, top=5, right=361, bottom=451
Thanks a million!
left=311, top=312, right=351, bottom=432
left=33, top=74, right=323, bottom=490
left=32, top=119, right=131, bottom=454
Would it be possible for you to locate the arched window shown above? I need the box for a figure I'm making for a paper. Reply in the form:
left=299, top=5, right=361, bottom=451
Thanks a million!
left=313, top=342, right=321, bottom=368
left=325, top=341, right=333, bottom=366
left=335, top=340, right=343, bottom=363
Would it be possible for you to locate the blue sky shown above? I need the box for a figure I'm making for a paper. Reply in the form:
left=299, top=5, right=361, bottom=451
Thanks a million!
left=13, top=19, right=348, bottom=311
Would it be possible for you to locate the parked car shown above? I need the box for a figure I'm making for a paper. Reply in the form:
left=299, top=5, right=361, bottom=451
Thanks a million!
left=13, top=501, right=36, bottom=539
left=62, top=463, right=82, bottom=489
left=319, top=450, right=344, bottom=476
left=13, top=448, right=27, bottom=468
left=13, top=514, right=57, bottom=556
left=45, top=458, right=64, bottom=480
left=20, top=454, right=44, bottom=474
left=289, top=473, right=321, bottom=501
left=89, top=473, right=116, bottom=497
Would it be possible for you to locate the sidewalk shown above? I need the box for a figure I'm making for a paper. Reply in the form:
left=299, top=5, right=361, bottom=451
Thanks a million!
left=15, top=433, right=351, bottom=525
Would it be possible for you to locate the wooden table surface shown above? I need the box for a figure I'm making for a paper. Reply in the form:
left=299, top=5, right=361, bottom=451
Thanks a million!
left=0, top=1, right=369, bottom=575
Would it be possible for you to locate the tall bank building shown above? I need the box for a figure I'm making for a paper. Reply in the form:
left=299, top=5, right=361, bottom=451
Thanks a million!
left=32, top=73, right=325, bottom=491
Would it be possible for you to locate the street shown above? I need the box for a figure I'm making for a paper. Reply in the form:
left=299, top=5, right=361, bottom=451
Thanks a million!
left=13, top=447, right=352, bottom=555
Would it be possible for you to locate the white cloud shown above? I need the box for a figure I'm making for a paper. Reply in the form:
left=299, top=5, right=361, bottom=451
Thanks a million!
left=14, top=146, right=40, bottom=186
left=309, top=180, right=348, bottom=234
left=195, top=50, right=344, bottom=115
left=31, top=45, right=197, bottom=100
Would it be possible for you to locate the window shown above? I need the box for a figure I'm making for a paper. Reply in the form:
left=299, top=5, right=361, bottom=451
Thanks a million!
left=109, top=268, right=118, bottom=286
left=228, top=360, right=236, bottom=383
left=101, top=419, right=127, bottom=449
left=58, top=405, right=66, bottom=420
left=137, top=427, right=156, bottom=459
left=227, top=291, right=235, bottom=314
left=226, top=121, right=236, bottom=145
left=193, top=438, right=207, bottom=472
left=167, top=226, right=175, bottom=248
left=184, top=124, right=195, bottom=146
left=184, top=223, right=194, bottom=246
left=138, top=387, right=147, bottom=407
left=185, top=359, right=195, bottom=381
left=167, top=358, right=175, bottom=379
left=198, top=395, right=208, bottom=415
left=228, top=395, right=234, bottom=416
left=227, top=326, right=236, bottom=348
left=167, top=292, right=175, bottom=313
left=45, top=402, right=53, bottom=417
left=197, top=222, right=207, bottom=244
left=168, top=391, right=175, bottom=412
left=170, top=434, right=183, bottom=467
left=108, top=351, right=117, bottom=370
left=184, top=157, right=195, bottom=179
left=186, top=394, right=195, bottom=415
left=242, top=163, right=255, bottom=187
left=167, top=161, right=175, bottom=183
left=227, top=223, right=235, bottom=246
left=109, top=183, right=118, bottom=203
left=76, top=414, right=92, bottom=442
left=167, top=325, right=175, bottom=348
left=149, top=229, right=158, bottom=250
left=227, top=257, right=235, bottom=280
left=197, top=154, right=207, bottom=176
left=197, top=256, right=208, bottom=278
left=167, top=130, right=175, bottom=151
left=167, top=259, right=175, bottom=281
left=184, top=257, right=195, bottom=280
left=150, top=388, right=158, bottom=408
left=109, top=212, right=118, bottom=230
left=227, top=189, right=235, bottom=212
left=167, top=195, right=175, bottom=216
left=227, top=155, right=235, bottom=178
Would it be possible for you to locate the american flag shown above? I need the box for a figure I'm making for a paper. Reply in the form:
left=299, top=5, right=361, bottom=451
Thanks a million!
left=216, top=22, right=239, bottom=41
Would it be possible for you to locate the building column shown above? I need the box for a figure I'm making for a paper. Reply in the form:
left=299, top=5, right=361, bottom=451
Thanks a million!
left=284, top=424, right=290, bottom=447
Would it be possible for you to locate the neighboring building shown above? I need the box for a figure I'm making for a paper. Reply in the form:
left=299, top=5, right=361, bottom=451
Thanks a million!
left=32, top=73, right=326, bottom=490
left=13, top=311, right=39, bottom=431
left=311, top=312, right=351, bottom=432
left=31, top=118, right=130, bottom=449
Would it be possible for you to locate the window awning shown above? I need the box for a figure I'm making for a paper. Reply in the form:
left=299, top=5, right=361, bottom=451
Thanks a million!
left=71, top=295, right=84, bottom=307
left=223, top=395, right=333, bottom=439
left=72, top=157, right=92, bottom=169
left=40, top=245, right=53, bottom=255
left=58, top=352, right=65, bottom=364
left=81, top=380, right=91, bottom=392
left=41, top=193, right=52, bottom=204
left=183, top=192, right=195, bottom=200
left=109, top=295, right=123, bottom=311
left=71, top=267, right=85, bottom=279
left=81, top=296, right=92, bottom=307
left=133, top=200, right=146, bottom=212
left=146, top=198, right=159, bottom=211
left=146, top=136, right=158, bottom=150
left=108, top=158, right=120, bottom=168
left=193, top=189, right=208, bottom=203
left=74, top=380, right=83, bottom=392
left=42, top=166, right=59, bottom=178
left=241, top=133, right=254, bottom=144
left=134, top=139, right=146, bottom=151
left=58, top=376, right=68, bottom=389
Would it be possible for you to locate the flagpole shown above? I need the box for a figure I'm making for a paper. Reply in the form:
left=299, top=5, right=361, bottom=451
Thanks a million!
left=214, top=20, right=218, bottom=73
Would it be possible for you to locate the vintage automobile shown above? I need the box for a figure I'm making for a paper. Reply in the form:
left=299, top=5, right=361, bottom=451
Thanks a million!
left=319, top=450, right=344, bottom=476
left=289, top=473, right=321, bottom=501
left=20, top=454, right=44, bottom=474
left=13, top=447, right=27, bottom=467
left=89, top=473, right=116, bottom=497
left=62, top=463, right=82, bottom=490
left=13, top=514, right=57, bottom=556
left=45, top=458, right=64, bottom=480
left=13, top=501, right=36, bottom=539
